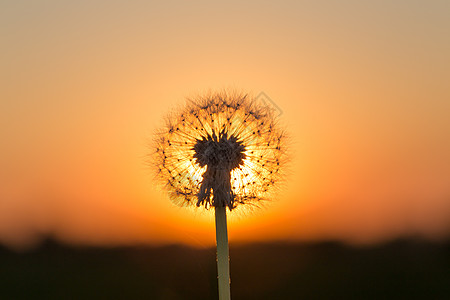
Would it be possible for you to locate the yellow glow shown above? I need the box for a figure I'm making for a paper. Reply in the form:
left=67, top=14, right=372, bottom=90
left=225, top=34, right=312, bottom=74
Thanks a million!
left=230, top=158, right=257, bottom=195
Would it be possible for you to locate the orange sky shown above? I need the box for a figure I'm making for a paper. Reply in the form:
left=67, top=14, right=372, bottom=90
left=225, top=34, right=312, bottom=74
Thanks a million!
left=1, top=0, right=450, bottom=250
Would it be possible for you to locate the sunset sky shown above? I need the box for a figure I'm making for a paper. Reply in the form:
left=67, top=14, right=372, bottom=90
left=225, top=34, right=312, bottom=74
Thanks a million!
left=1, top=0, right=450, bottom=251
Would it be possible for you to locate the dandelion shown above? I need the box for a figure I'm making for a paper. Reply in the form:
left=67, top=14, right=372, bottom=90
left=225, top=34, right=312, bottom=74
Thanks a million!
left=152, top=90, right=287, bottom=300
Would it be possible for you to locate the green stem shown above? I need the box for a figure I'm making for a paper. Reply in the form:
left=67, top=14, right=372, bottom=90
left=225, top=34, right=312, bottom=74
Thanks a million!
left=215, top=205, right=231, bottom=300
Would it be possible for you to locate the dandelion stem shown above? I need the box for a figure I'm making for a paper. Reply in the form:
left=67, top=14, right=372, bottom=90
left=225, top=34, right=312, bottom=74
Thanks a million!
left=215, top=205, right=231, bottom=300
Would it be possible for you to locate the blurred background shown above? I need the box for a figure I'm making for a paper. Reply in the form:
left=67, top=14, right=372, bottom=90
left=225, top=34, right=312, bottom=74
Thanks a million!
left=1, top=0, right=450, bottom=298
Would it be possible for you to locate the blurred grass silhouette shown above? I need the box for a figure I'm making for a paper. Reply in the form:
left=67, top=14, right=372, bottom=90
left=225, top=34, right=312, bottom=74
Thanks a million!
left=1, top=239, right=449, bottom=299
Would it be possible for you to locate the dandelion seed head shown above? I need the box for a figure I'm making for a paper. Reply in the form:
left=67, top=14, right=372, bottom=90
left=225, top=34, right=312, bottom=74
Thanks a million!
left=153, top=90, right=287, bottom=211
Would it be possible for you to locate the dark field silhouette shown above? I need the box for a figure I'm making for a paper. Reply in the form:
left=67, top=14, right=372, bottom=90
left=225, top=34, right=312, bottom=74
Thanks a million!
left=1, top=239, right=449, bottom=299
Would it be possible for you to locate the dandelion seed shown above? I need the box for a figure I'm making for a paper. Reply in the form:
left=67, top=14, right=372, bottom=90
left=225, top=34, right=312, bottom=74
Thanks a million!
left=153, top=90, right=287, bottom=211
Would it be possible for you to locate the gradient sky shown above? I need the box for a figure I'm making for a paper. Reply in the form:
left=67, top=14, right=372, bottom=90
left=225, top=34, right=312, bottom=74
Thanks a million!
left=1, top=0, right=450, bottom=250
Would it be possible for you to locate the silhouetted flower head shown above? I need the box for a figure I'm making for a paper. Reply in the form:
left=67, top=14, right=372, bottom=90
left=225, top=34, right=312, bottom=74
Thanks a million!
left=153, top=91, right=287, bottom=211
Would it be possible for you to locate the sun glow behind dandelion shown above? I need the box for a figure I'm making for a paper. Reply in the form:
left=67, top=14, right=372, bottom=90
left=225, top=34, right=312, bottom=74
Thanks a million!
left=153, top=90, right=287, bottom=213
